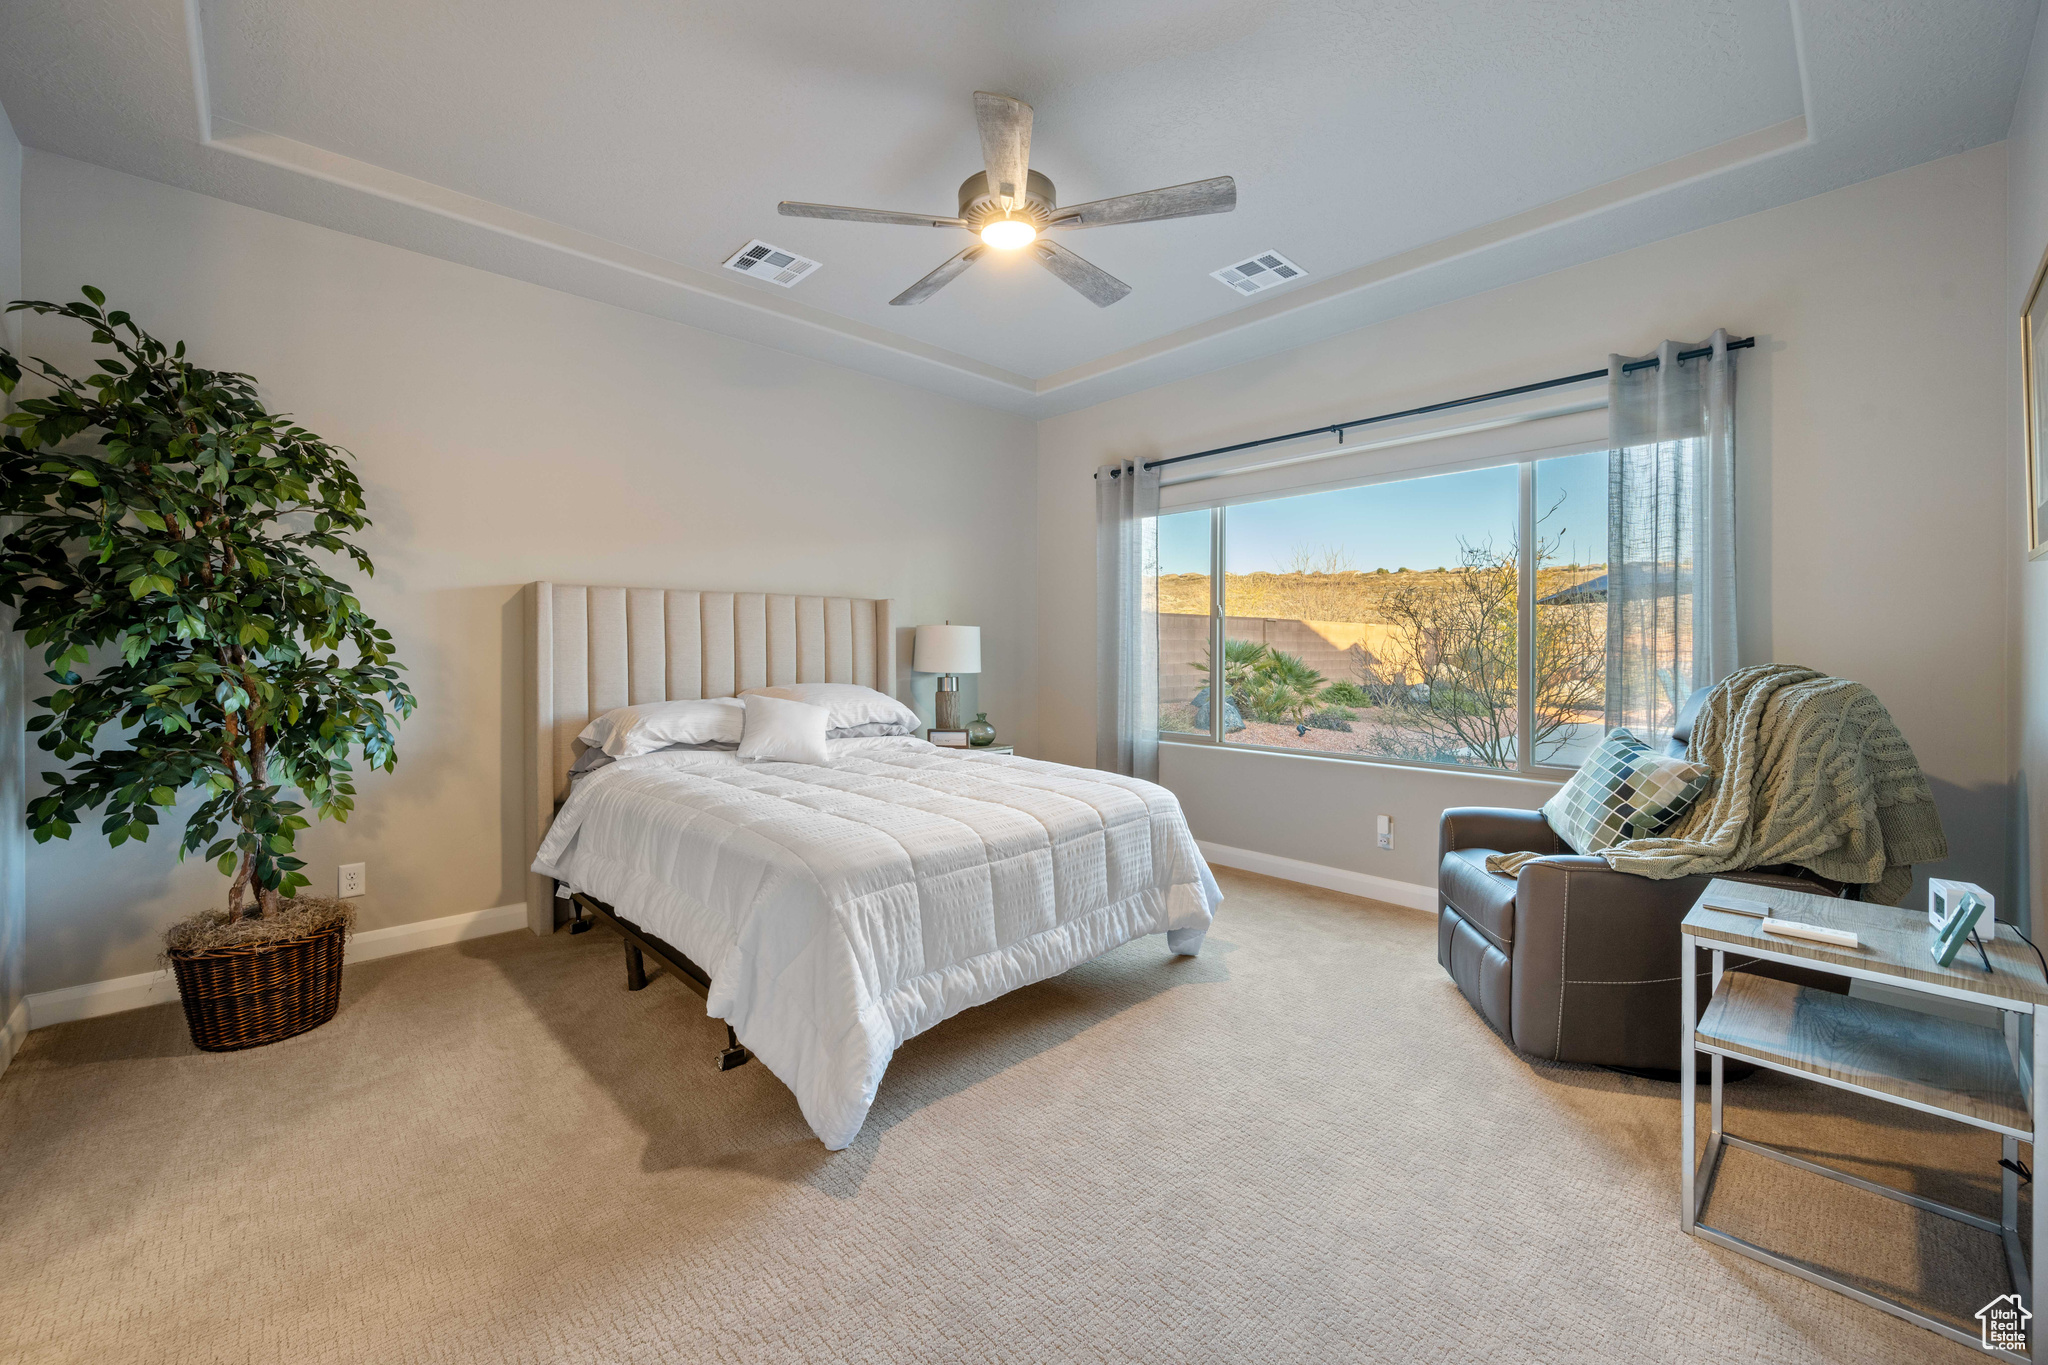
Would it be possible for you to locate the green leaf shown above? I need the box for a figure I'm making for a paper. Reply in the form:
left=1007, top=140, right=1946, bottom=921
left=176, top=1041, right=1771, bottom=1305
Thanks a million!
left=217, top=852, right=238, bottom=875
left=0, top=288, right=409, bottom=886
left=81, top=285, right=105, bottom=306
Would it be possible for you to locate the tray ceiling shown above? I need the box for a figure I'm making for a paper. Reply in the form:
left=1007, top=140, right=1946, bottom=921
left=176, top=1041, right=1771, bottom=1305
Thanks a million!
left=0, top=1, right=2035, bottom=414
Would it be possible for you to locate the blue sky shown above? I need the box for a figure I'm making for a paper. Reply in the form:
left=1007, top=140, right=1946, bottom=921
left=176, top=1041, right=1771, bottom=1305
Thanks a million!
left=1158, top=450, right=1607, bottom=575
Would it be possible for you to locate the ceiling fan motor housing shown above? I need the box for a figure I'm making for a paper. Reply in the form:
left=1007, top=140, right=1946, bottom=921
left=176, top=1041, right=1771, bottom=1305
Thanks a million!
left=959, top=170, right=1056, bottom=228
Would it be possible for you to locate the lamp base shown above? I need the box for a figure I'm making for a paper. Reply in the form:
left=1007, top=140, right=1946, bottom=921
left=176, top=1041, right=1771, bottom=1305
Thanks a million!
left=935, top=676, right=963, bottom=730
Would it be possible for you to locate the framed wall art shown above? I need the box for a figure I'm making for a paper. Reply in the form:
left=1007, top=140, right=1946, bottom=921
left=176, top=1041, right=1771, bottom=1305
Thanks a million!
left=2022, top=242, right=2048, bottom=556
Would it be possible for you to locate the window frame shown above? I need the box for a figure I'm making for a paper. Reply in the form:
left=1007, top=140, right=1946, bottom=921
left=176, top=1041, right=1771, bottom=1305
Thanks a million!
left=1159, top=442, right=1604, bottom=781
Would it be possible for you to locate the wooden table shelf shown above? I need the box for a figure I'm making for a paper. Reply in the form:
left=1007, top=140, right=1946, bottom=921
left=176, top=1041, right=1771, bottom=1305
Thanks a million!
left=1696, top=971, right=2030, bottom=1136
left=1681, top=878, right=2048, bottom=1361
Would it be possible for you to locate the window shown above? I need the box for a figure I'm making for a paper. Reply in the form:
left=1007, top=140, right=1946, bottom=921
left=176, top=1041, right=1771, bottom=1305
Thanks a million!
left=1531, top=449, right=1609, bottom=767
left=1156, top=447, right=1610, bottom=773
left=1156, top=509, right=1213, bottom=737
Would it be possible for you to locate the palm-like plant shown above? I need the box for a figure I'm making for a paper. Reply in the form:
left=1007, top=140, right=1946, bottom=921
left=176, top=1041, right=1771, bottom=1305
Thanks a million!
left=1192, top=639, right=1328, bottom=724
left=1240, top=647, right=1328, bottom=724
left=0, top=288, right=413, bottom=921
left=1191, top=637, right=1270, bottom=707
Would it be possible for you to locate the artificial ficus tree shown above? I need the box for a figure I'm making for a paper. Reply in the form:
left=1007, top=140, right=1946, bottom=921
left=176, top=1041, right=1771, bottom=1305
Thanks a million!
left=0, top=288, right=413, bottom=920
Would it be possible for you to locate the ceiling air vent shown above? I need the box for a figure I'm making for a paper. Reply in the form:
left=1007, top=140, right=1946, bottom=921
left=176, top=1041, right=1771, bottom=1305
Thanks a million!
left=1211, top=250, right=1305, bottom=296
left=723, top=239, right=821, bottom=287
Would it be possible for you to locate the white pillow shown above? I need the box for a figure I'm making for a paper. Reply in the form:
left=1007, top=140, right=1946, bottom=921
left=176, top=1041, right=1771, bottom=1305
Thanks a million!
left=738, top=694, right=832, bottom=765
left=743, top=683, right=920, bottom=736
left=578, top=697, right=744, bottom=758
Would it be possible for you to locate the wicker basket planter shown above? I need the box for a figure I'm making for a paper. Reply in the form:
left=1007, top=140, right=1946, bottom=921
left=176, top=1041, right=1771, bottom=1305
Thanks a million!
left=169, top=922, right=348, bottom=1052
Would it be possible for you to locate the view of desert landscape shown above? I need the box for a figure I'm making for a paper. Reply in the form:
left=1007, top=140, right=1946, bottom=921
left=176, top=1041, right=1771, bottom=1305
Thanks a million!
left=1158, top=565, right=1608, bottom=621
left=1153, top=450, right=1615, bottom=769
left=1157, top=561, right=1610, bottom=768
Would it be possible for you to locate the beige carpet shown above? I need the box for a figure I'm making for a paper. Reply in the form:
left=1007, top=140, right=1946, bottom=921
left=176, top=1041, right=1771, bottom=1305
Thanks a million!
left=0, top=868, right=2015, bottom=1363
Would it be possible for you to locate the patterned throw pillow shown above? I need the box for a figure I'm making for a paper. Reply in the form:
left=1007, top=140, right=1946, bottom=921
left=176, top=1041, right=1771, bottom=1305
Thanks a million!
left=1542, top=729, right=1712, bottom=854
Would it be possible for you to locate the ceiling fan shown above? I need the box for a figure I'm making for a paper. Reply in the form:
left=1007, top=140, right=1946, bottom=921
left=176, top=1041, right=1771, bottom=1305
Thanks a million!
left=778, top=92, right=1236, bottom=308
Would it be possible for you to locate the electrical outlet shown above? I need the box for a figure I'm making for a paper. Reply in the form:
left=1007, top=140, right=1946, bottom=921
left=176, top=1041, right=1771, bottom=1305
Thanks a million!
left=1376, top=815, right=1393, bottom=851
left=339, top=862, right=367, bottom=899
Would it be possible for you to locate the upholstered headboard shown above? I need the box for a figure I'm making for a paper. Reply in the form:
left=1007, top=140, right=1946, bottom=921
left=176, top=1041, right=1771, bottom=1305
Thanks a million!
left=524, top=583, right=896, bottom=933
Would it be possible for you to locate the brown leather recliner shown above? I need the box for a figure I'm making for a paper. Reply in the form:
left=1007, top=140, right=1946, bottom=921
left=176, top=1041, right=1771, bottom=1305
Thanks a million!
left=1437, top=689, right=1844, bottom=1072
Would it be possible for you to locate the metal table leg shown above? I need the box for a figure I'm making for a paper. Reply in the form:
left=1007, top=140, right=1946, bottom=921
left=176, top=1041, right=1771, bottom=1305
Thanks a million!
left=1682, top=932, right=1698, bottom=1232
left=1711, top=949, right=1725, bottom=1146
left=2033, top=1005, right=2044, bottom=1363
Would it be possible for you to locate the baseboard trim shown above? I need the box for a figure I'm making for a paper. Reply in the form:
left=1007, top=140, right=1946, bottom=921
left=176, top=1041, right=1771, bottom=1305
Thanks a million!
left=24, top=902, right=528, bottom=1032
left=1198, top=841, right=1435, bottom=913
left=0, top=997, right=27, bottom=1077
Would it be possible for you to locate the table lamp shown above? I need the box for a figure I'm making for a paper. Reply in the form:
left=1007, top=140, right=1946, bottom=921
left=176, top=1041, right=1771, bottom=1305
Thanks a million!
left=913, top=623, right=980, bottom=730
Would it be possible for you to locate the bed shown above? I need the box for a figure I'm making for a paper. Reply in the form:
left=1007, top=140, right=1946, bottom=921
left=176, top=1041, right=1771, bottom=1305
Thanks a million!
left=524, top=583, right=1221, bottom=1149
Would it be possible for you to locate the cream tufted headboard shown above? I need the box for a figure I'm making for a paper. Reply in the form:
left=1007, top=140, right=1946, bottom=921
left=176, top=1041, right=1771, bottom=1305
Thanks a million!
left=524, top=583, right=896, bottom=934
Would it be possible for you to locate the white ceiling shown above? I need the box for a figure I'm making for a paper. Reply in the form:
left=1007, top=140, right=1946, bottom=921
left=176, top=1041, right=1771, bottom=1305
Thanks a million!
left=0, top=1, right=2035, bottom=415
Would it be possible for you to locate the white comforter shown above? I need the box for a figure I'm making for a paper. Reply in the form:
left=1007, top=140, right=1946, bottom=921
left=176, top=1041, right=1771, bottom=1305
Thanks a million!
left=531, top=736, right=1221, bottom=1148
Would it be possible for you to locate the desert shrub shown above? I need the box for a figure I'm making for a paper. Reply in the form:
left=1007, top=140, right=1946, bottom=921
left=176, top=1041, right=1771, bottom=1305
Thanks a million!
left=1303, top=708, right=1354, bottom=732
left=1238, top=646, right=1328, bottom=723
left=1321, top=680, right=1371, bottom=708
left=1195, top=638, right=1330, bottom=725
left=1373, top=523, right=1603, bottom=768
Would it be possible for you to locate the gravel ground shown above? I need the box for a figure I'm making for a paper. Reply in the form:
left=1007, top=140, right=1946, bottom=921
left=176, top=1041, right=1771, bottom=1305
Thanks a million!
left=1225, top=717, right=1447, bottom=758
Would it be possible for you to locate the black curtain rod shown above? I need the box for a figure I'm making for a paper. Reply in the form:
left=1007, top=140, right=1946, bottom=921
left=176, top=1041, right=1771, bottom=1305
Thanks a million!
left=1138, top=336, right=1755, bottom=473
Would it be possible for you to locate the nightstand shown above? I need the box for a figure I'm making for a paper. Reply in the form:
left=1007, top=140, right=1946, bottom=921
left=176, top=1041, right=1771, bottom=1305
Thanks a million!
left=1681, top=879, right=2048, bottom=1359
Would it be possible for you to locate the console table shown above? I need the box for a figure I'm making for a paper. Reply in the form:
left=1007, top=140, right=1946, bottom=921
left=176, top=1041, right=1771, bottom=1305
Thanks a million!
left=1681, top=879, right=2048, bottom=1361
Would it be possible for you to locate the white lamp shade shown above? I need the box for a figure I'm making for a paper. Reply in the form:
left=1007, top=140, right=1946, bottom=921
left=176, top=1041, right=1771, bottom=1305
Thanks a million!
left=913, top=624, right=981, bottom=675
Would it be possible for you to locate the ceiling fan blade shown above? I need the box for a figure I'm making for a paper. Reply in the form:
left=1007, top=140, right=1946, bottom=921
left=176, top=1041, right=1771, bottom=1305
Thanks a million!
left=974, top=92, right=1033, bottom=211
left=890, top=244, right=990, bottom=306
left=1047, top=176, right=1237, bottom=229
left=1031, top=240, right=1131, bottom=307
left=779, top=201, right=968, bottom=228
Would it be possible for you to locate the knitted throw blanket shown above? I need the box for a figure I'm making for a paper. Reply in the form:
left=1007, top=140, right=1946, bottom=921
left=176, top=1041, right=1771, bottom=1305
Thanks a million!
left=1488, top=664, right=1947, bottom=903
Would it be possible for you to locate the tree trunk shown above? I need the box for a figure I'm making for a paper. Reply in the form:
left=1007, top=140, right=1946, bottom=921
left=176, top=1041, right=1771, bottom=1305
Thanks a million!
left=246, top=715, right=272, bottom=917
left=227, top=853, right=252, bottom=920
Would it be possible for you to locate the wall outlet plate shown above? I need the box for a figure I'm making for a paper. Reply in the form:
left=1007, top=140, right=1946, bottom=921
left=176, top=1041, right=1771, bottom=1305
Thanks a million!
left=339, top=862, right=367, bottom=899
left=1376, top=814, right=1393, bottom=851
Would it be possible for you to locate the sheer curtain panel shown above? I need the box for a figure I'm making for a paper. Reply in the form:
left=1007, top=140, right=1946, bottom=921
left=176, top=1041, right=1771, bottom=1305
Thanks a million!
left=1095, top=459, right=1161, bottom=778
left=1605, top=330, right=1738, bottom=742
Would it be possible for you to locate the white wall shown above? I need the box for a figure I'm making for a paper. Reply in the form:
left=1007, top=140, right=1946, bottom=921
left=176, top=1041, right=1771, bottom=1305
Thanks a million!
left=18, top=151, right=1039, bottom=995
left=0, top=101, right=25, bottom=1063
left=2010, top=9, right=2048, bottom=942
left=1040, top=144, right=2012, bottom=898
left=8, top=124, right=2021, bottom=997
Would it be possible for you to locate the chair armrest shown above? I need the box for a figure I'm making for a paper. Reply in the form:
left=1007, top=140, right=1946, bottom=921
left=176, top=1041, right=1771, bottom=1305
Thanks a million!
left=1502, top=860, right=1850, bottom=1068
left=1440, top=806, right=1561, bottom=860
left=1508, top=858, right=1704, bottom=1065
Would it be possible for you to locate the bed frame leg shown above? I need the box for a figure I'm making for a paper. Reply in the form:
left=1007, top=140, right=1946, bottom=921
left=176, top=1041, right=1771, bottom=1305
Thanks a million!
left=715, top=1024, right=751, bottom=1071
left=560, top=883, right=593, bottom=934
left=578, top=892, right=752, bottom=1074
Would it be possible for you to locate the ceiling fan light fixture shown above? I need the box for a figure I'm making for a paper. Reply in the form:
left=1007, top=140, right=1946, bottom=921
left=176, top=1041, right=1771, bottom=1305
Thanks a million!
left=980, top=216, right=1038, bottom=250
left=785, top=92, right=1234, bottom=306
